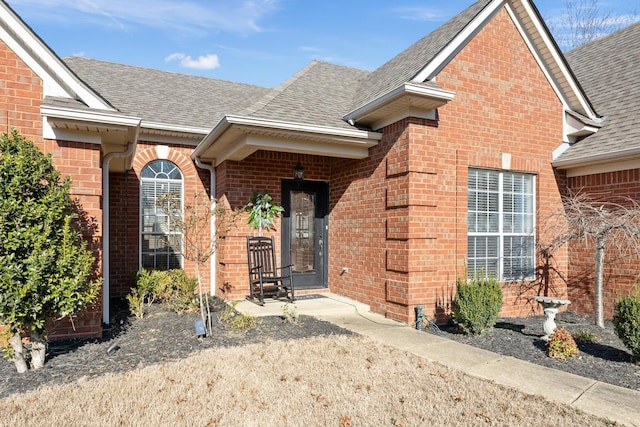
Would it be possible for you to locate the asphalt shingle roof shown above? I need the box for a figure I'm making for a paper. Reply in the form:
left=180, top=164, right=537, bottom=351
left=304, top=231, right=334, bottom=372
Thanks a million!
left=241, top=61, right=371, bottom=131
left=56, top=1, right=493, bottom=135
left=350, top=0, right=492, bottom=112
left=62, top=56, right=271, bottom=130
left=558, top=21, right=640, bottom=164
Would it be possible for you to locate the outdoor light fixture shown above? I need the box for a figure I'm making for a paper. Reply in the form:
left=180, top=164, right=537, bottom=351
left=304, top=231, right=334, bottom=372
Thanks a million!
left=293, top=162, right=304, bottom=182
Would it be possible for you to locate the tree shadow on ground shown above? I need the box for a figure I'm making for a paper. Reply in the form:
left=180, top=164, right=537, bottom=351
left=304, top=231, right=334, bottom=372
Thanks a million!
left=576, top=341, right=633, bottom=363
left=494, top=321, right=541, bottom=337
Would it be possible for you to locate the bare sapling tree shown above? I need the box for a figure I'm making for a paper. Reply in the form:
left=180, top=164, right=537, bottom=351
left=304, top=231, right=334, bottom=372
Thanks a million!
left=159, top=192, right=241, bottom=336
left=541, top=190, right=640, bottom=328
left=549, top=0, right=638, bottom=50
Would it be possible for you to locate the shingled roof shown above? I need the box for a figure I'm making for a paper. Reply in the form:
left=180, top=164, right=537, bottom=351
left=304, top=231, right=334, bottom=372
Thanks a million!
left=350, top=0, right=492, bottom=112
left=557, top=22, right=640, bottom=166
left=240, top=60, right=370, bottom=131
left=61, top=56, right=271, bottom=131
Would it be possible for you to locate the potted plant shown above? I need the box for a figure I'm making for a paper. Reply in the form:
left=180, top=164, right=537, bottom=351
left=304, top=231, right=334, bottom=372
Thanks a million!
left=246, top=192, right=284, bottom=236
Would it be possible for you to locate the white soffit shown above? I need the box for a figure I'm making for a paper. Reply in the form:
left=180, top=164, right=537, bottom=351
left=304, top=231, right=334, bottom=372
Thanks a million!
left=345, top=83, right=455, bottom=129
left=563, top=157, right=640, bottom=178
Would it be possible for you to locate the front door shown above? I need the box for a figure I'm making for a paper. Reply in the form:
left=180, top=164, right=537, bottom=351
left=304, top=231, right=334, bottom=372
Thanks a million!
left=282, top=180, right=328, bottom=289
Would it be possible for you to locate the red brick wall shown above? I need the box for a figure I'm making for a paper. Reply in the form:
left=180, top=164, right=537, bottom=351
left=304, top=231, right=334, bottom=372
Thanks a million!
left=214, top=9, right=569, bottom=323
left=110, top=143, right=212, bottom=299
left=43, top=139, right=104, bottom=340
left=0, top=40, right=42, bottom=141
left=567, top=170, right=640, bottom=318
left=329, top=8, right=568, bottom=323
left=215, top=152, right=331, bottom=300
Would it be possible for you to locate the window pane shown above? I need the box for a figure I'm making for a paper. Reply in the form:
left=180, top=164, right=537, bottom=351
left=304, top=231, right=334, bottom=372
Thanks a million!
left=503, top=236, right=535, bottom=280
left=140, top=160, right=183, bottom=271
left=468, top=169, right=535, bottom=281
left=467, top=236, right=499, bottom=279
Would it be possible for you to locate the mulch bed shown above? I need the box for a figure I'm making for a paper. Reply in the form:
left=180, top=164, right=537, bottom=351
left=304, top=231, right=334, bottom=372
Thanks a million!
left=0, top=298, right=352, bottom=399
left=1, top=301, right=639, bottom=398
left=432, top=311, right=640, bottom=392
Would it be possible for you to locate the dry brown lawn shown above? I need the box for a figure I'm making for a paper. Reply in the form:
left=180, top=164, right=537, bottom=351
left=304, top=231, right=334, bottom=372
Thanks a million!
left=0, top=335, right=611, bottom=426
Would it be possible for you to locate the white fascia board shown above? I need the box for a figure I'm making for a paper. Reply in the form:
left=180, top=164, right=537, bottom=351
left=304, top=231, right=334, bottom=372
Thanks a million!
left=41, top=104, right=141, bottom=128
left=192, top=116, right=232, bottom=159
left=0, top=5, right=111, bottom=110
left=136, top=131, right=202, bottom=147
left=214, top=134, right=372, bottom=165
left=226, top=115, right=382, bottom=140
left=192, top=115, right=382, bottom=161
left=553, top=147, right=640, bottom=170
left=412, top=0, right=506, bottom=82
left=345, top=83, right=455, bottom=122
left=508, top=0, right=597, bottom=119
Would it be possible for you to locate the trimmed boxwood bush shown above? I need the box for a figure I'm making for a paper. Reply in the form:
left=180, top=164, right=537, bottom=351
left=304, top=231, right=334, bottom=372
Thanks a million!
left=612, top=287, right=640, bottom=364
left=453, top=276, right=503, bottom=335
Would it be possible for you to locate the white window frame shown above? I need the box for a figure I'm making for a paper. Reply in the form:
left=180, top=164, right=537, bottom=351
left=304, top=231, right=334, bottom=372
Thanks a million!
left=467, top=168, right=536, bottom=281
left=139, top=160, right=184, bottom=270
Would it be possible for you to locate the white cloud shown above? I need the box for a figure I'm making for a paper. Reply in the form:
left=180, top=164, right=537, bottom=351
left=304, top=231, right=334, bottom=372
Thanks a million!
left=391, top=6, right=449, bottom=22
left=165, top=53, right=220, bottom=70
left=298, top=46, right=322, bottom=53
left=8, top=0, right=280, bottom=35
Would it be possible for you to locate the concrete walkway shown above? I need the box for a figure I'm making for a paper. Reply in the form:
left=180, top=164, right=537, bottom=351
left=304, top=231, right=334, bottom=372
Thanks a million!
left=236, top=293, right=640, bottom=427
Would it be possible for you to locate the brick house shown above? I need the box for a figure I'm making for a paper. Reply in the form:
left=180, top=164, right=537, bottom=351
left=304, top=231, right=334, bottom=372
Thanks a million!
left=1, top=0, right=624, bottom=340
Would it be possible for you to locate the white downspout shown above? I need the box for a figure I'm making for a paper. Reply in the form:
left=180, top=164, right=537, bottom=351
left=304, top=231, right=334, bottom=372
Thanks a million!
left=101, top=141, right=137, bottom=324
left=194, top=157, right=217, bottom=296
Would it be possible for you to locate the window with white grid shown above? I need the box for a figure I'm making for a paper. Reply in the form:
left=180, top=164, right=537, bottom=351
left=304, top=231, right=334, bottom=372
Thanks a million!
left=140, top=160, right=183, bottom=270
left=467, top=169, right=535, bottom=281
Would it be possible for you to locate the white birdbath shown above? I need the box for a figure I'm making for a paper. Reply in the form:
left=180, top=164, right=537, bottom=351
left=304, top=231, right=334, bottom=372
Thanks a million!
left=532, top=296, right=571, bottom=341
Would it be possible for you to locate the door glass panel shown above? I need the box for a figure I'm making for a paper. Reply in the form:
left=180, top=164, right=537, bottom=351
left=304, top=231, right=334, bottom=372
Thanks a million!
left=290, top=190, right=315, bottom=273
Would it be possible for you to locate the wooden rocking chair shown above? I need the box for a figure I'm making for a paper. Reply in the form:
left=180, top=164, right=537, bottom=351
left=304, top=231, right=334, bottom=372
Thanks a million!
left=246, top=236, right=295, bottom=305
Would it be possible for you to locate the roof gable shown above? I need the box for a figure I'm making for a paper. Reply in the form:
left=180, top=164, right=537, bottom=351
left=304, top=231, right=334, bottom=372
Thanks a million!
left=350, top=0, right=493, bottom=113
left=345, top=0, right=599, bottom=131
left=0, top=1, right=111, bottom=110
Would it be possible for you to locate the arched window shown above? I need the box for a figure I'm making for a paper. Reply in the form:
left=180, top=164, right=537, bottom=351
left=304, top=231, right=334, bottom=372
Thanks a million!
left=140, top=160, right=183, bottom=270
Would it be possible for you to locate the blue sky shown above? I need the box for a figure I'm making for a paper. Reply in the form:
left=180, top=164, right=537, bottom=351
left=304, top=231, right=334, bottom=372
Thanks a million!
left=7, top=1, right=639, bottom=88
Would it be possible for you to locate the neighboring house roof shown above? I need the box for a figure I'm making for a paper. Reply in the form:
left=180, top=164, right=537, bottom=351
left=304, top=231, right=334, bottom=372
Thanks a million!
left=62, top=56, right=271, bottom=133
left=555, top=22, right=640, bottom=169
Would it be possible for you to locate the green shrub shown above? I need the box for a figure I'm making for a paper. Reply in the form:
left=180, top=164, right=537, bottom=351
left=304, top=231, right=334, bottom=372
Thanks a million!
left=453, top=276, right=503, bottom=335
left=166, top=269, right=199, bottom=313
left=547, top=327, right=579, bottom=360
left=220, top=301, right=261, bottom=333
left=125, top=288, right=145, bottom=319
left=612, top=287, right=640, bottom=364
left=127, top=269, right=198, bottom=317
left=573, top=330, right=600, bottom=344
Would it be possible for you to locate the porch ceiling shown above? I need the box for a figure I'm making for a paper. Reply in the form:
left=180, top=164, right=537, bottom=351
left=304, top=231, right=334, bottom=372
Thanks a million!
left=192, top=115, right=382, bottom=166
